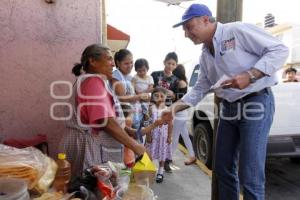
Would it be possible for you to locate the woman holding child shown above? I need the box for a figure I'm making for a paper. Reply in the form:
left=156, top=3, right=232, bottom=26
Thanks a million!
left=111, top=49, right=150, bottom=130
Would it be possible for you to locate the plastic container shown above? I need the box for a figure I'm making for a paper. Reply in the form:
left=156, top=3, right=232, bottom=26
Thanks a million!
left=118, top=174, right=130, bottom=190
left=53, top=153, right=71, bottom=193
left=117, top=184, right=155, bottom=200
left=0, top=177, right=30, bottom=200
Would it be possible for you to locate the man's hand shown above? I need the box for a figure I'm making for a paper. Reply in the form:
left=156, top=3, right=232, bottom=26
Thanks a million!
left=221, top=68, right=265, bottom=90
left=221, top=71, right=251, bottom=90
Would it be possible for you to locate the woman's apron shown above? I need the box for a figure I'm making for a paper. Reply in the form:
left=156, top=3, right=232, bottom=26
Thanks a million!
left=61, top=74, right=125, bottom=175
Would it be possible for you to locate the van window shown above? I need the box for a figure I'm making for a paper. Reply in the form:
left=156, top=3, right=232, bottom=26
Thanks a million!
left=189, top=64, right=200, bottom=87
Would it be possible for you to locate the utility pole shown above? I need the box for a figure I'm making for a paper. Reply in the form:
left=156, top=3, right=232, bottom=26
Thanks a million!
left=211, top=1, right=243, bottom=200
left=217, top=0, right=243, bottom=23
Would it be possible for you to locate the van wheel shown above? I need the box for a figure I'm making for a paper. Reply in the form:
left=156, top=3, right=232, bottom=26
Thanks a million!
left=193, top=123, right=213, bottom=169
left=290, top=157, right=300, bottom=164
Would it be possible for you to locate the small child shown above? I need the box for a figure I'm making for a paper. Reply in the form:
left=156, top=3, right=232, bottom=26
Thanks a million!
left=122, top=103, right=165, bottom=168
left=283, top=67, right=298, bottom=82
left=145, top=87, right=173, bottom=183
left=132, top=58, right=154, bottom=94
left=132, top=58, right=154, bottom=128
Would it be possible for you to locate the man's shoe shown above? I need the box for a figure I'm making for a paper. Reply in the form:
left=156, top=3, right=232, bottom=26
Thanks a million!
left=164, top=160, right=172, bottom=173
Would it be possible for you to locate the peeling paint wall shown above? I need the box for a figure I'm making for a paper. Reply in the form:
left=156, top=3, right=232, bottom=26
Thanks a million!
left=0, top=0, right=102, bottom=156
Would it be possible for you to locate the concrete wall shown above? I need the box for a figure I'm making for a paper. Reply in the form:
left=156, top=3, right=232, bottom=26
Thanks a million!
left=278, top=24, right=300, bottom=64
left=0, top=0, right=102, bottom=156
left=291, top=24, right=300, bottom=63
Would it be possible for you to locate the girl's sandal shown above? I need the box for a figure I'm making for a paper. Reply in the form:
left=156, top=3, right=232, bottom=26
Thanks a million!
left=156, top=174, right=164, bottom=183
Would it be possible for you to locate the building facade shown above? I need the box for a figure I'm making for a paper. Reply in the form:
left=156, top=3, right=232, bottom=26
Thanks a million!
left=0, top=0, right=103, bottom=156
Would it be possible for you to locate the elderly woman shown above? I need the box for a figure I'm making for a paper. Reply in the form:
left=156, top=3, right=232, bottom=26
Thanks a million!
left=60, top=44, right=145, bottom=176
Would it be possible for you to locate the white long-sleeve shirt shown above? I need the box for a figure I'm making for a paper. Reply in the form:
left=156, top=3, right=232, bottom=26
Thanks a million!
left=182, top=22, right=289, bottom=105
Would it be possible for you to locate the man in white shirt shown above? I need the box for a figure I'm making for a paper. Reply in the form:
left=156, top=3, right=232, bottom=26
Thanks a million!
left=170, top=3, right=289, bottom=200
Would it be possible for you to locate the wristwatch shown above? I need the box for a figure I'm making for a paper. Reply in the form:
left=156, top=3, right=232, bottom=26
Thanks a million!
left=246, top=70, right=257, bottom=83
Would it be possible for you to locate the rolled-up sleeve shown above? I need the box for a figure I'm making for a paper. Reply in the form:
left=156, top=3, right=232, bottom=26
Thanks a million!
left=182, top=60, right=211, bottom=106
left=235, top=23, right=289, bottom=76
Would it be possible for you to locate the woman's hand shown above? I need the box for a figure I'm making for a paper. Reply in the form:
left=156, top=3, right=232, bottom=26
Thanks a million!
left=124, top=126, right=137, bottom=138
left=103, top=118, right=145, bottom=157
left=154, top=118, right=165, bottom=127
left=133, top=143, right=146, bottom=156
left=138, top=93, right=150, bottom=102
left=161, top=110, right=173, bottom=123
left=167, top=136, right=172, bottom=144
left=145, top=132, right=152, bottom=143
left=166, top=89, right=175, bottom=100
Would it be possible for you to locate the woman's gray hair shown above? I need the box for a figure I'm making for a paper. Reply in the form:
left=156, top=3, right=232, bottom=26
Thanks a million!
left=81, top=44, right=110, bottom=70
left=72, top=44, right=111, bottom=76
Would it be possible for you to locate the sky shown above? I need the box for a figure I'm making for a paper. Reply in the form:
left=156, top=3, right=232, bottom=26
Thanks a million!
left=106, top=0, right=299, bottom=73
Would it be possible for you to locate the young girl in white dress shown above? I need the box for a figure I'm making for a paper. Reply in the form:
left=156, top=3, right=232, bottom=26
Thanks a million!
left=145, top=87, right=173, bottom=183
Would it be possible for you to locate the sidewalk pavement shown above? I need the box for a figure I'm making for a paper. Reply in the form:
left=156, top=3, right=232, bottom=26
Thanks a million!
left=151, top=145, right=211, bottom=200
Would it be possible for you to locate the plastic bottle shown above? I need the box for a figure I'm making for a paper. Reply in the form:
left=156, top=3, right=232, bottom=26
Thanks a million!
left=53, top=153, right=71, bottom=193
left=124, top=147, right=135, bottom=168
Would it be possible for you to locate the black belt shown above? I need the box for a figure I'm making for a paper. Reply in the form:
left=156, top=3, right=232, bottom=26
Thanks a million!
left=226, top=87, right=271, bottom=103
left=239, top=87, right=271, bottom=102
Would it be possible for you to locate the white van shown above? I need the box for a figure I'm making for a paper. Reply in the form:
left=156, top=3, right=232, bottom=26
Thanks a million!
left=187, top=64, right=300, bottom=169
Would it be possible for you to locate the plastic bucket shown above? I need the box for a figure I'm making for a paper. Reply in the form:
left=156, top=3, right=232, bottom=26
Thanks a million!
left=0, top=178, right=30, bottom=200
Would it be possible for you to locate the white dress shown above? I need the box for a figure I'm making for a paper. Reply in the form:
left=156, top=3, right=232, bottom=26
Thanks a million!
left=145, top=106, right=170, bottom=161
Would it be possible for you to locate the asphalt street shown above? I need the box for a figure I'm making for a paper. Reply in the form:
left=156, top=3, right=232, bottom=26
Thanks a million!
left=151, top=146, right=300, bottom=200
left=265, top=158, right=300, bottom=200
left=151, top=148, right=211, bottom=200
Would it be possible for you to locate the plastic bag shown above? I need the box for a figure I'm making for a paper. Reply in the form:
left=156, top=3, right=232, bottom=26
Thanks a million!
left=0, top=144, right=48, bottom=189
left=92, top=162, right=131, bottom=200
left=68, top=168, right=98, bottom=199
left=123, top=147, right=135, bottom=168
left=34, top=156, right=58, bottom=194
left=93, top=165, right=115, bottom=200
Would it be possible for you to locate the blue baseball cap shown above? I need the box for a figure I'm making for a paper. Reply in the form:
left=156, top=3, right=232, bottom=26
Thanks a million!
left=173, top=4, right=212, bottom=28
